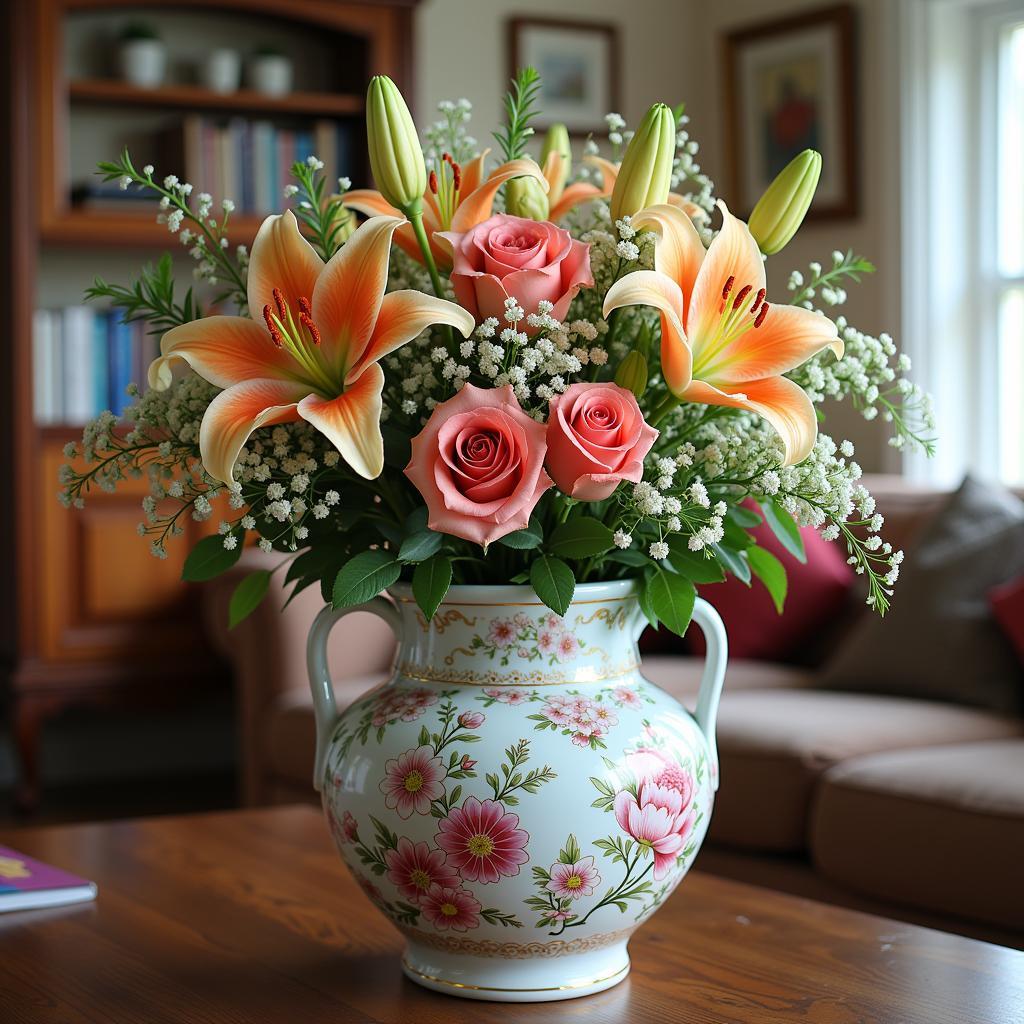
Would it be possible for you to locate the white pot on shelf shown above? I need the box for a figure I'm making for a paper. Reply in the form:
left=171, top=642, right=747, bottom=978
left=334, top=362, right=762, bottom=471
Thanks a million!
left=201, top=49, right=241, bottom=94
left=118, top=39, right=167, bottom=89
left=248, top=54, right=293, bottom=97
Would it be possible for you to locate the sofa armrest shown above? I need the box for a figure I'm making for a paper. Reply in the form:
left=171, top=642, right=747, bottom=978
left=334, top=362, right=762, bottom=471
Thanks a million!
left=201, top=549, right=397, bottom=804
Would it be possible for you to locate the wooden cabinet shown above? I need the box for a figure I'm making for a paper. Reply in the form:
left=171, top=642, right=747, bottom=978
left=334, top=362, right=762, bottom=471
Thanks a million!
left=1, top=0, right=417, bottom=808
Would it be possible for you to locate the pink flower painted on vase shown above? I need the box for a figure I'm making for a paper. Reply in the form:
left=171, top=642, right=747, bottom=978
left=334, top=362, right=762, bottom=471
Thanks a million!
left=488, top=619, right=516, bottom=647
left=420, top=884, right=482, bottom=932
left=384, top=837, right=461, bottom=903
left=358, top=875, right=385, bottom=904
left=379, top=745, right=447, bottom=819
left=537, top=630, right=558, bottom=654
left=612, top=686, right=643, bottom=709
left=341, top=810, right=359, bottom=843
left=556, top=633, right=581, bottom=662
left=457, top=710, right=486, bottom=730
left=613, top=779, right=697, bottom=880
left=590, top=703, right=619, bottom=729
left=483, top=688, right=528, bottom=706
left=625, top=747, right=695, bottom=805
left=542, top=704, right=574, bottom=727
left=546, top=856, right=601, bottom=900
left=435, top=796, right=530, bottom=883
left=436, top=214, right=593, bottom=329
left=459, top=754, right=477, bottom=771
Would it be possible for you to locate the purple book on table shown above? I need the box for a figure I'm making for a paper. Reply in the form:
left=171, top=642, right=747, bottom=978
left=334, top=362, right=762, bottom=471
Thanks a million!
left=0, top=846, right=97, bottom=913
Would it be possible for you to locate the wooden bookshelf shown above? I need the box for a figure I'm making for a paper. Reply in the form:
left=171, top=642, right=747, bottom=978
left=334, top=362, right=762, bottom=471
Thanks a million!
left=69, top=79, right=366, bottom=118
left=1, top=0, right=418, bottom=810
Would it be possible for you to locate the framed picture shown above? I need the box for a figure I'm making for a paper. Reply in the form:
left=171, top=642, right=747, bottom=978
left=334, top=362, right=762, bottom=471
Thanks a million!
left=507, top=18, right=620, bottom=136
left=722, top=4, right=857, bottom=220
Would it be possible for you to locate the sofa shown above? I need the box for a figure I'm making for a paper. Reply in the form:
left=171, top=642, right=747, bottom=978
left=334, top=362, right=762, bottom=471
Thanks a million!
left=202, top=475, right=1024, bottom=949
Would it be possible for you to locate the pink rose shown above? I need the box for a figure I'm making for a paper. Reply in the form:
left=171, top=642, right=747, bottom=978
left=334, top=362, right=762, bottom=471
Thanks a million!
left=405, top=384, right=552, bottom=546
left=436, top=214, right=592, bottom=329
left=545, top=382, right=659, bottom=501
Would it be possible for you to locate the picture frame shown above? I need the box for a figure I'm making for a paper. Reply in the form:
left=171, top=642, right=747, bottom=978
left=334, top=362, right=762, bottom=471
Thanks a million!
left=722, top=4, right=857, bottom=220
left=507, top=17, right=620, bottom=137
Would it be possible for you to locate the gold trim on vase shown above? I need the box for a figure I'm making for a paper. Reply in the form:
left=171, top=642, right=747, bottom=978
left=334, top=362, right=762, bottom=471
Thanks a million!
left=398, top=924, right=634, bottom=959
left=401, top=959, right=630, bottom=993
left=395, top=661, right=642, bottom=687
left=414, top=609, right=479, bottom=633
left=395, top=595, right=636, bottom=608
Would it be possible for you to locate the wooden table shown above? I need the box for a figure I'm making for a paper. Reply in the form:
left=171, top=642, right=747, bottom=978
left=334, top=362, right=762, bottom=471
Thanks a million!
left=1, top=806, right=1021, bottom=1023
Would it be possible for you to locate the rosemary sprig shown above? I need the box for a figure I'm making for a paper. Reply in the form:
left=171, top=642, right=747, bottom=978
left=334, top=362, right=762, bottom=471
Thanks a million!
left=494, top=66, right=543, bottom=161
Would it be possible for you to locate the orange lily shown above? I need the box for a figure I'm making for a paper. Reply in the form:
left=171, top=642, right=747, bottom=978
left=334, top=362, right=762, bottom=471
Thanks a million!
left=603, top=200, right=842, bottom=465
left=342, top=152, right=548, bottom=271
left=148, top=210, right=474, bottom=483
left=542, top=153, right=618, bottom=221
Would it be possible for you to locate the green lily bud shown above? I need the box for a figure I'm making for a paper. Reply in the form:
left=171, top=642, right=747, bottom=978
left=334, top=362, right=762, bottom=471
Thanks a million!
left=610, top=103, right=675, bottom=223
left=615, top=350, right=649, bottom=399
left=540, top=124, right=572, bottom=202
left=366, top=75, right=427, bottom=214
left=748, top=149, right=821, bottom=254
left=504, top=172, right=550, bottom=220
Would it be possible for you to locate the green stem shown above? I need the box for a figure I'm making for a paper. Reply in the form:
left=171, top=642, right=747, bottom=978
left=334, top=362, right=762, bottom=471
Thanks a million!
left=649, top=392, right=681, bottom=427
left=408, top=210, right=445, bottom=299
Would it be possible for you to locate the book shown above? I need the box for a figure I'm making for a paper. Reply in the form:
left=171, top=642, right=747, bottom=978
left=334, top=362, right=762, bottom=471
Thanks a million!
left=63, top=305, right=95, bottom=424
left=107, top=314, right=134, bottom=417
left=32, top=309, right=59, bottom=424
left=0, top=846, right=96, bottom=913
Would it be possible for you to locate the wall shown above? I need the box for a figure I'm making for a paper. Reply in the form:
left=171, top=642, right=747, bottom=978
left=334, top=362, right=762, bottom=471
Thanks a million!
left=414, top=0, right=903, bottom=471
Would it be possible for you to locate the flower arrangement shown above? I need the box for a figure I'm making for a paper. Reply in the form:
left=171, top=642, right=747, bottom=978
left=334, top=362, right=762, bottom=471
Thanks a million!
left=60, top=68, right=934, bottom=635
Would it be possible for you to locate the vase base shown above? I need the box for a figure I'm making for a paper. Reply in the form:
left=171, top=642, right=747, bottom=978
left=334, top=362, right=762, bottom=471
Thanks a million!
left=401, top=940, right=630, bottom=1002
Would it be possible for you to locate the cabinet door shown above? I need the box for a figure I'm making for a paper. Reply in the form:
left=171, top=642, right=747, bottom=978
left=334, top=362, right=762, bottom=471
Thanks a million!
left=38, top=434, right=214, bottom=665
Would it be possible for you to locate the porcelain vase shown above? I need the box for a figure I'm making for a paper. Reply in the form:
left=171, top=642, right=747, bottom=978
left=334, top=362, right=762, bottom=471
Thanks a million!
left=307, top=580, right=727, bottom=1002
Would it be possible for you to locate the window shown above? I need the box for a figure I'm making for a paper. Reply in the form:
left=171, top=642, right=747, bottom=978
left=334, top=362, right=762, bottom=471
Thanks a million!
left=900, top=0, right=1024, bottom=485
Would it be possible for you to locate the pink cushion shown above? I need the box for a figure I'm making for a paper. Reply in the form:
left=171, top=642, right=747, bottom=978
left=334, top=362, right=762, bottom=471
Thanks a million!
left=689, top=516, right=854, bottom=662
left=990, top=574, right=1024, bottom=667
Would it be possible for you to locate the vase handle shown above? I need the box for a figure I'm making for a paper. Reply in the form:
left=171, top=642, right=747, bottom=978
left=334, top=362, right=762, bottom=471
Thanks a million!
left=306, top=596, right=403, bottom=792
left=690, top=597, right=728, bottom=792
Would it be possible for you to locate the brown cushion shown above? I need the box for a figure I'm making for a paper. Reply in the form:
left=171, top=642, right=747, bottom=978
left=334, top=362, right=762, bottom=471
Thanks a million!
left=709, top=690, right=1024, bottom=853
left=640, top=656, right=813, bottom=703
left=821, top=476, right=1024, bottom=713
left=810, top=740, right=1024, bottom=930
left=264, top=676, right=386, bottom=788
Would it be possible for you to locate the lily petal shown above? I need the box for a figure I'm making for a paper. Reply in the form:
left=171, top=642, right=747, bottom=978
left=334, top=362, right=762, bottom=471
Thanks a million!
left=666, top=193, right=706, bottom=220
left=687, top=200, right=766, bottom=352
left=346, top=290, right=476, bottom=384
left=199, top=378, right=308, bottom=484
left=603, top=270, right=693, bottom=396
left=311, top=215, right=404, bottom=381
left=149, top=315, right=298, bottom=392
left=549, top=182, right=603, bottom=222
left=582, top=155, right=620, bottom=192
left=342, top=190, right=424, bottom=262
left=459, top=149, right=492, bottom=196
left=247, top=210, right=324, bottom=320
left=682, top=376, right=818, bottom=466
left=700, top=303, right=844, bottom=385
left=298, top=363, right=386, bottom=479
left=450, top=159, right=548, bottom=233
left=632, top=203, right=706, bottom=320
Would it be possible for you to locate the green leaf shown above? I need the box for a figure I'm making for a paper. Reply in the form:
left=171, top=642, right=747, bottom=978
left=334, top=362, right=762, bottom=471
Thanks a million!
left=381, top=422, right=412, bottom=470
left=748, top=545, right=788, bottom=614
left=498, top=525, right=543, bottom=549
left=712, top=543, right=751, bottom=585
left=604, top=549, right=649, bottom=567
left=645, top=566, right=696, bottom=637
left=403, top=506, right=429, bottom=535
left=181, top=534, right=244, bottom=582
left=413, top=554, right=453, bottom=621
left=637, top=573, right=660, bottom=630
left=332, top=551, right=400, bottom=608
left=547, top=518, right=615, bottom=559
left=398, top=529, right=443, bottom=563
left=228, top=569, right=271, bottom=629
left=666, top=537, right=725, bottom=583
left=760, top=498, right=806, bottom=563
left=530, top=556, right=575, bottom=616
left=727, top=504, right=763, bottom=528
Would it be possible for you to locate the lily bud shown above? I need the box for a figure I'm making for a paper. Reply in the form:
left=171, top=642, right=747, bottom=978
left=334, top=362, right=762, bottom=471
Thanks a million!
left=540, top=124, right=572, bottom=203
left=366, top=75, right=427, bottom=214
left=748, top=149, right=821, bottom=255
left=504, top=172, right=550, bottom=220
left=610, top=103, right=675, bottom=223
left=615, top=350, right=649, bottom=399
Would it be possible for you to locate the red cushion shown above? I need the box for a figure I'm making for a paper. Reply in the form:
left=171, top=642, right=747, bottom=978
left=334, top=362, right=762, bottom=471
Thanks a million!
left=990, top=575, right=1024, bottom=667
left=687, top=515, right=855, bottom=662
